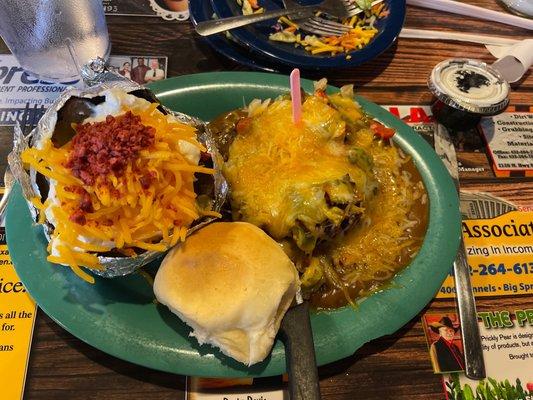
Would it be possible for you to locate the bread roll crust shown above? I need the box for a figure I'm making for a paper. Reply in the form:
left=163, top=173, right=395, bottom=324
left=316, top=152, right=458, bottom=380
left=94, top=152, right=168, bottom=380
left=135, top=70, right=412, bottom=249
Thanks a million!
left=154, top=222, right=299, bottom=365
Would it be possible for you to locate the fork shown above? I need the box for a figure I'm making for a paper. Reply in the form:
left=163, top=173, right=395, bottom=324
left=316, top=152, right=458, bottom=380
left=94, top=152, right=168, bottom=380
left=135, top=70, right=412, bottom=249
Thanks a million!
left=283, top=0, right=384, bottom=36
left=0, top=103, right=44, bottom=219
left=195, top=0, right=350, bottom=36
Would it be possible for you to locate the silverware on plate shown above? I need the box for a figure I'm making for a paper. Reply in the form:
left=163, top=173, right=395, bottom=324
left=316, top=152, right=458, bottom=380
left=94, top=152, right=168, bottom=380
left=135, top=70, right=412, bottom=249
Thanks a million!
left=280, top=290, right=321, bottom=400
left=195, top=0, right=351, bottom=36
left=282, top=0, right=384, bottom=37
left=434, top=125, right=486, bottom=380
left=453, top=241, right=486, bottom=379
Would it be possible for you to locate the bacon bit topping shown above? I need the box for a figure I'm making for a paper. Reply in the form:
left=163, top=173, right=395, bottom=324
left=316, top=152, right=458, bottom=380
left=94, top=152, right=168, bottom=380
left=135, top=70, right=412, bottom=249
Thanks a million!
left=65, top=112, right=155, bottom=225
left=66, top=112, right=155, bottom=186
left=79, top=191, right=94, bottom=213
left=69, top=210, right=87, bottom=225
left=139, top=172, right=155, bottom=190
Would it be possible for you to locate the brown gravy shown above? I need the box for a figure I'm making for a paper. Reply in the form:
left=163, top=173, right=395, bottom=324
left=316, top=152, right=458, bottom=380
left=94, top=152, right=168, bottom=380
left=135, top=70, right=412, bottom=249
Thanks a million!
left=309, top=158, right=429, bottom=310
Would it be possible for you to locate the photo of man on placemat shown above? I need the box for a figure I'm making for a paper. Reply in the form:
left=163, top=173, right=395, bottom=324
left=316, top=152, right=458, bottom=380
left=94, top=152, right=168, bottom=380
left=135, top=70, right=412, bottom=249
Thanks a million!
left=423, top=314, right=466, bottom=374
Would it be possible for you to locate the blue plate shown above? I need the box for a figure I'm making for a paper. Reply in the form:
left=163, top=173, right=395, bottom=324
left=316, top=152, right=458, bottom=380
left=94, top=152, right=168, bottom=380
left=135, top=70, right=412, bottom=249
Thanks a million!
left=189, top=0, right=281, bottom=72
left=211, top=0, right=406, bottom=70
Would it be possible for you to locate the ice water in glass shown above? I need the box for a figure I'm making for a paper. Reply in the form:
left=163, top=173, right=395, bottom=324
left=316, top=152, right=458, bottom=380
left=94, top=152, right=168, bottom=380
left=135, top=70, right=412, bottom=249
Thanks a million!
left=0, top=0, right=110, bottom=81
left=499, top=0, right=533, bottom=17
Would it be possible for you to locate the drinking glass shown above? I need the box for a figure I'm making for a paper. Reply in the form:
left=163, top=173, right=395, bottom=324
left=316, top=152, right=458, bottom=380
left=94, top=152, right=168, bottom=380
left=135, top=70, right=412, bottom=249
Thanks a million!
left=498, top=0, right=533, bottom=17
left=0, top=0, right=110, bottom=81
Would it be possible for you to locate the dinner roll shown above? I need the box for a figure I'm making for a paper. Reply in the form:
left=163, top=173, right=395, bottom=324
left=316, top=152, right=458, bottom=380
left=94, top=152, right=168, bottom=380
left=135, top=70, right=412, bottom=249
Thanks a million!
left=154, top=222, right=300, bottom=365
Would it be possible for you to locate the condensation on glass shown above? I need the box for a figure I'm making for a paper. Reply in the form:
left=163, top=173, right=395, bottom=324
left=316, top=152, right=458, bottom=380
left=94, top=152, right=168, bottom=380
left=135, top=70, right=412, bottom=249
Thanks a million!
left=0, top=0, right=110, bottom=81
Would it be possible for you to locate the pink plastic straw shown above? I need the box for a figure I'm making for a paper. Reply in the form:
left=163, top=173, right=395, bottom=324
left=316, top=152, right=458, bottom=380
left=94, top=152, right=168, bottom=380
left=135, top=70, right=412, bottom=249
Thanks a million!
left=290, top=68, right=302, bottom=124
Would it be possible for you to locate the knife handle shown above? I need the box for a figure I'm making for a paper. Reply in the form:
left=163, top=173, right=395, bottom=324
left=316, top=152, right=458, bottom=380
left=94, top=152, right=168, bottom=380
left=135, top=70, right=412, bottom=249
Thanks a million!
left=195, top=6, right=313, bottom=37
left=454, top=238, right=486, bottom=380
left=280, top=302, right=321, bottom=400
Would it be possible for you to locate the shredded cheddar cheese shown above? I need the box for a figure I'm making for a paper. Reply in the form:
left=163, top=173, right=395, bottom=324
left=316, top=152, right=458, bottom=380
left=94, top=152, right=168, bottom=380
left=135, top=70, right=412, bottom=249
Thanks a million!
left=22, top=95, right=217, bottom=283
left=235, top=0, right=385, bottom=56
left=215, top=88, right=427, bottom=308
left=224, top=96, right=371, bottom=244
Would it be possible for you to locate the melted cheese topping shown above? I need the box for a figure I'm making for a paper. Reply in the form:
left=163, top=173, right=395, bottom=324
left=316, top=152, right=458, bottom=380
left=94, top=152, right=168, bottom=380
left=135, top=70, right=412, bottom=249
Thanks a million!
left=329, top=128, right=421, bottom=274
left=223, top=96, right=372, bottom=240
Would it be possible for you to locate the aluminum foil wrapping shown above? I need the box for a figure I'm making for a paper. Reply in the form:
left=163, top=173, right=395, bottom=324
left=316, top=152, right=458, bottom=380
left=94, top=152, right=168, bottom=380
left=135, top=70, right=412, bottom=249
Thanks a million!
left=8, top=64, right=227, bottom=278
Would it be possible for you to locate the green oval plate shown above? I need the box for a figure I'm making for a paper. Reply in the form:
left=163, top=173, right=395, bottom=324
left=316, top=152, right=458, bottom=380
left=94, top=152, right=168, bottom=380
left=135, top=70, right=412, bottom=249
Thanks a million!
left=6, top=72, right=460, bottom=377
